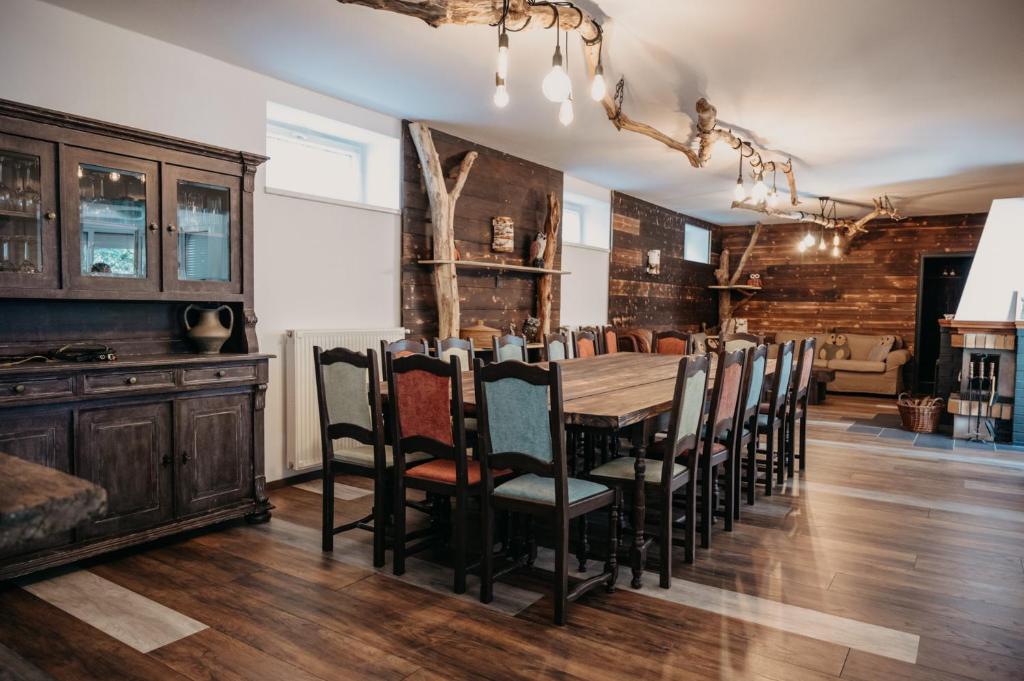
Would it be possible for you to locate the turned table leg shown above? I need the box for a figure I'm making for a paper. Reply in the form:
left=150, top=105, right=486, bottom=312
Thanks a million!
left=630, top=422, right=649, bottom=589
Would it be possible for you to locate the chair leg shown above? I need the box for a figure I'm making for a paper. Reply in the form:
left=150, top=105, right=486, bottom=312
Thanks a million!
left=746, top=435, right=757, bottom=506
left=684, top=479, right=696, bottom=563
left=787, top=413, right=797, bottom=478
left=659, top=490, right=672, bottom=588
left=526, top=515, right=538, bottom=567
left=764, top=424, right=774, bottom=496
left=321, top=466, right=335, bottom=552
left=724, top=453, right=735, bottom=532
left=577, top=514, right=589, bottom=572
left=454, top=490, right=468, bottom=594
left=393, top=474, right=406, bottom=576
left=777, top=418, right=787, bottom=485
left=732, top=439, right=742, bottom=521
left=606, top=490, right=620, bottom=592
left=372, top=475, right=386, bottom=568
left=700, top=462, right=713, bottom=549
left=799, top=410, right=808, bottom=471
left=554, top=512, right=569, bottom=626
left=480, top=493, right=494, bottom=604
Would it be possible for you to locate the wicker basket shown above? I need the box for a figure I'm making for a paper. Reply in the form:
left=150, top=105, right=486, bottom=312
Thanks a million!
left=897, top=393, right=944, bottom=433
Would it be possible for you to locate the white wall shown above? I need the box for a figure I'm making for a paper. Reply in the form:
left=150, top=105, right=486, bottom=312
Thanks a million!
left=561, top=176, right=610, bottom=328
left=955, top=198, right=1024, bottom=322
left=1, top=0, right=402, bottom=481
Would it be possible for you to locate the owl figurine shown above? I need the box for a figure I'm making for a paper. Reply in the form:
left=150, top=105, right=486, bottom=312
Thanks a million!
left=529, top=232, right=548, bottom=268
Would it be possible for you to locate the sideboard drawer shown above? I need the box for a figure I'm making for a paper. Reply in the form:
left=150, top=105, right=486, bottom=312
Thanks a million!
left=83, top=370, right=176, bottom=395
left=182, top=364, right=257, bottom=386
left=0, top=376, right=75, bottom=403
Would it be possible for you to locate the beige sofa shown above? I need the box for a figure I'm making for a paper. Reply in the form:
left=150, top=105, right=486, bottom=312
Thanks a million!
left=770, top=331, right=912, bottom=396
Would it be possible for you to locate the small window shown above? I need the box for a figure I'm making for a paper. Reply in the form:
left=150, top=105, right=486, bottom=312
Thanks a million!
left=563, top=203, right=584, bottom=245
left=265, top=102, right=399, bottom=211
left=684, top=224, right=711, bottom=264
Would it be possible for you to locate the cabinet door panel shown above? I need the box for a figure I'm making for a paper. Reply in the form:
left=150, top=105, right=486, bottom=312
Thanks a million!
left=0, top=410, right=73, bottom=558
left=63, top=147, right=160, bottom=292
left=0, top=131, right=58, bottom=290
left=77, top=403, right=173, bottom=538
left=163, top=166, right=241, bottom=295
left=176, top=393, right=252, bottom=516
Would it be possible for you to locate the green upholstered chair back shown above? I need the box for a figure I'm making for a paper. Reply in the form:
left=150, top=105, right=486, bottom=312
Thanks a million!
left=436, top=337, right=474, bottom=369
left=745, top=346, right=768, bottom=412
left=771, top=341, right=795, bottom=412
left=796, top=337, right=816, bottom=395
left=544, top=333, right=568, bottom=362
left=313, top=346, right=385, bottom=460
left=668, top=354, right=710, bottom=456
left=493, top=334, right=527, bottom=362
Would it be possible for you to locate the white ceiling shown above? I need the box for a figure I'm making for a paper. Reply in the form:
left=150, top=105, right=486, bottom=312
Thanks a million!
left=45, top=0, right=1024, bottom=224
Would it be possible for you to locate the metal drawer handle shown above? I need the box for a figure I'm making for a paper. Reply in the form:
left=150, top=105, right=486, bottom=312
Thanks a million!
left=126, top=376, right=138, bottom=385
left=12, top=384, right=25, bottom=394
left=216, top=370, right=226, bottom=378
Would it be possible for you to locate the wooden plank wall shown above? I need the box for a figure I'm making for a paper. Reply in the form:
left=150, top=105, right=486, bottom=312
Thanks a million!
left=717, top=213, right=986, bottom=350
left=608, top=192, right=719, bottom=331
left=401, top=124, right=563, bottom=339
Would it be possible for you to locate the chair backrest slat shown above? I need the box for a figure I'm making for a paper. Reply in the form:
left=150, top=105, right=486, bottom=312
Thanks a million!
left=381, top=338, right=428, bottom=360
left=723, top=332, right=763, bottom=352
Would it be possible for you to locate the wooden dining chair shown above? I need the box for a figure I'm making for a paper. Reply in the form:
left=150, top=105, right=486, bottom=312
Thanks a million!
left=435, top=337, right=475, bottom=367
left=313, top=346, right=430, bottom=567
left=757, top=340, right=795, bottom=495
left=381, top=338, right=428, bottom=360
left=572, top=329, right=599, bottom=358
left=700, top=348, right=746, bottom=548
left=654, top=330, right=691, bottom=355
left=386, top=352, right=509, bottom=594
left=590, top=354, right=709, bottom=588
left=735, top=344, right=769, bottom=511
left=722, top=332, right=763, bottom=352
left=475, top=359, right=619, bottom=624
left=602, top=326, right=619, bottom=355
left=543, top=332, right=569, bottom=362
left=786, top=337, right=817, bottom=477
left=492, top=333, right=528, bottom=362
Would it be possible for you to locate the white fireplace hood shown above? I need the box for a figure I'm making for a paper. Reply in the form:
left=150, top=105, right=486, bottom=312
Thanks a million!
left=955, top=198, right=1024, bottom=322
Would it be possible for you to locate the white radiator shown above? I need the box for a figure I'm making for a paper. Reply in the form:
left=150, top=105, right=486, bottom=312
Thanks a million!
left=285, top=327, right=407, bottom=471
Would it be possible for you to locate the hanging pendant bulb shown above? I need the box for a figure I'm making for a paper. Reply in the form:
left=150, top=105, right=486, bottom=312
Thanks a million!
left=832, top=233, right=840, bottom=246
left=733, top=177, right=747, bottom=202
left=591, top=62, right=606, bottom=101
left=751, top=175, right=768, bottom=203
left=818, top=234, right=827, bottom=251
left=831, top=245, right=841, bottom=257
left=802, top=231, right=814, bottom=247
left=493, top=74, right=509, bottom=108
left=542, top=45, right=571, bottom=102
left=766, top=188, right=779, bottom=208
left=496, top=31, right=509, bottom=80
left=797, top=240, right=808, bottom=253
left=559, top=93, right=575, bottom=126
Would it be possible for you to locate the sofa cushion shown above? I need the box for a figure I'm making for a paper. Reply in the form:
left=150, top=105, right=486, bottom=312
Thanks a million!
left=828, top=359, right=887, bottom=373
left=867, top=336, right=896, bottom=362
left=842, top=333, right=890, bottom=361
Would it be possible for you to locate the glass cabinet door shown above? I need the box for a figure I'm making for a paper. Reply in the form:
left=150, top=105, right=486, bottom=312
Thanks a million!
left=65, top=148, right=159, bottom=292
left=164, top=166, right=240, bottom=294
left=0, top=132, right=57, bottom=290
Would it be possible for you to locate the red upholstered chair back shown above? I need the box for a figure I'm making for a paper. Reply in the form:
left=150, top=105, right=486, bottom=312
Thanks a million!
left=794, top=337, right=817, bottom=400
left=708, top=348, right=747, bottom=439
left=602, top=327, right=618, bottom=355
left=573, top=330, right=598, bottom=358
left=655, top=330, right=691, bottom=355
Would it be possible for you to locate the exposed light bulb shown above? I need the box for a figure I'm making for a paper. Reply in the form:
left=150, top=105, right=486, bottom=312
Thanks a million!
left=493, top=80, right=509, bottom=108
left=803, top=232, right=814, bottom=247
left=751, top=177, right=768, bottom=203
left=766, top=189, right=779, bottom=208
left=831, top=245, right=841, bottom=257
left=818, top=235, right=827, bottom=251
left=590, top=63, right=606, bottom=101
left=733, top=179, right=747, bottom=202
left=542, top=45, right=571, bottom=102
left=832, top=233, right=840, bottom=246
left=559, top=95, right=575, bottom=126
left=797, top=240, right=808, bottom=253
left=496, top=32, right=509, bottom=80
left=109, top=171, right=121, bottom=182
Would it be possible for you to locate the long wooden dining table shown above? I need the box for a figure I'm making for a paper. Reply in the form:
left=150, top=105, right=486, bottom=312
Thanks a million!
left=385, top=352, right=777, bottom=588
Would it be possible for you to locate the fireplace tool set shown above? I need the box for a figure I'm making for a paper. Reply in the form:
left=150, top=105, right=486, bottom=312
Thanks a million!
left=962, top=355, right=998, bottom=441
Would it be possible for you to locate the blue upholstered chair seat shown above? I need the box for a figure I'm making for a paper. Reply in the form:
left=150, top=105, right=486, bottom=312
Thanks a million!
left=590, top=456, right=686, bottom=484
left=333, top=444, right=431, bottom=468
left=493, top=473, right=608, bottom=506
left=757, top=413, right=781, bottom=429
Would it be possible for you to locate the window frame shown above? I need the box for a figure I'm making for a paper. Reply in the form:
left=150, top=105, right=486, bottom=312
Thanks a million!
left=683, top=223, right=711, bottom=264
left=265, top=120, right=369, bottom=206
left=562, top=201, right=610, bottom=252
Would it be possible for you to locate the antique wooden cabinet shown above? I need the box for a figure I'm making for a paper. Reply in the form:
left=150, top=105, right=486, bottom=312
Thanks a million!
left=0, top=99, right=270, bottom=579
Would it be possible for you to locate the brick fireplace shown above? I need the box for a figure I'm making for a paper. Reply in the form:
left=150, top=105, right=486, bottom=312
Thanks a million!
left=939, top=321, right=1017, bottom=442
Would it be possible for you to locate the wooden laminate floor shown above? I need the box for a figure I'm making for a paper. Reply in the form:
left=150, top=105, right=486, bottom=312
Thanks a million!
left=2, top=396, right=1023, bottom=680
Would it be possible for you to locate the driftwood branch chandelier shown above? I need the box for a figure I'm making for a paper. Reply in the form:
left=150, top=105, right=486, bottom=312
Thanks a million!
left=337, top=0, right=900, bottom=235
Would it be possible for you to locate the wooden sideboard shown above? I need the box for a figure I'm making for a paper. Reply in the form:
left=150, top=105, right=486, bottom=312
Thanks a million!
left=0, top=99, right=270, bottom=579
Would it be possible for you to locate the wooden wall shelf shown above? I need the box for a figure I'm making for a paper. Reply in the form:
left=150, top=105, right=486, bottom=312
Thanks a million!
left=708, top=284, right=760, bottom=291
left=418, top=259, right=570, bottom=276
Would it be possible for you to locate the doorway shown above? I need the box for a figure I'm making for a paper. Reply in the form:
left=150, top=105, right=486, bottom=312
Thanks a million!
left=914, top=253, right=974, bottom=394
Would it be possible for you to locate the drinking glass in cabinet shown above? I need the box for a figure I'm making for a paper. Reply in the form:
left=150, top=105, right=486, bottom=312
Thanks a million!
left=0, top=151, right=43, bottom=274
left=177, top=180, right=230, bottom=282
left=78, top=163, right=148, bottom=278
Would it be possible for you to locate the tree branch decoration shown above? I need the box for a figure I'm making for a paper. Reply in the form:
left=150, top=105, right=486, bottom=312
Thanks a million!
left=337, top=0, right=899, bottom=233
left=536, top=192, right=561, bottom=336
left=407, top=121, right=478, bottom=338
